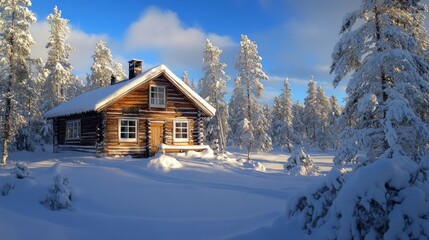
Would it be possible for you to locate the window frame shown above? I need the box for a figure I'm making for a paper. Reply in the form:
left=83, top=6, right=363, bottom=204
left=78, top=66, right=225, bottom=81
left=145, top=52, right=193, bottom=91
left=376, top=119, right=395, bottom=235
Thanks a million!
left=173, top=119, right=189, bottom=143
left=149, top=85, right=166, bottom=108
left=65, top=120, right=81, bottom=140
left=118, top=118, right=138, bottom=142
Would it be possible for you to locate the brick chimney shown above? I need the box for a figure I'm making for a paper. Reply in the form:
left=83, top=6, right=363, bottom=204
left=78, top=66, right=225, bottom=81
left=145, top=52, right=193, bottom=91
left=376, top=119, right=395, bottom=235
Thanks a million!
left=128, top=59, right=143, bottom=79
left=110, top=74, right=117, bottom=85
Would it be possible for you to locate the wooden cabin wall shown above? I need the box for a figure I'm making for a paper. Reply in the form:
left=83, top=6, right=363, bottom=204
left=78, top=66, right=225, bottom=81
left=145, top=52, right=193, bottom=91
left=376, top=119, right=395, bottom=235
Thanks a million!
left=102, top=74, right=201, bottom=157
left=55, top=111, right=100, bottom=153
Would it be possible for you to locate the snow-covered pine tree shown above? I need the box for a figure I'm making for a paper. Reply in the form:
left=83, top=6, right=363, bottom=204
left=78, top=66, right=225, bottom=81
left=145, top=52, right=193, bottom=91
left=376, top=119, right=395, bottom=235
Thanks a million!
left=13, top=59, right=45, bottom=151
left=0, top=0, right=37, bottom=164
left=254, top=103, right=272, bottom=152
left=199, top=39, right=230, bottom=153
left=227, top=77, right=246, bottom=147
left=182, top=70, right=195, bottom=91
left=303, top=75, right=318, bottom=146
left=291, top=100, right=305, bottom=145
left=272, top=78, right=293, bottom=152
left=112, top=60, right=127, bottom=82
left=234, top=34, right=269, bottom=160
left=314, top=86, right=330, bottom=151
left=287, top=1, right=429, bottom=239
left=271, top=96, right=283, bottom=146
left=283, top=145, right=319, bottom=176
left=42, top=6, right=76, bottom=112
left=332, top=0, right=429, bottom=163
left=327, top=95, right=342, bottom=150
left=87, top=40, right=125, bottom=90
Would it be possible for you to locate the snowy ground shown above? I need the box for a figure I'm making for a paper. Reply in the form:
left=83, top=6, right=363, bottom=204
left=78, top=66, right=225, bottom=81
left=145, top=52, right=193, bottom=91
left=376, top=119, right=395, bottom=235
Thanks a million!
left=0, top=147, right=335, bottom=240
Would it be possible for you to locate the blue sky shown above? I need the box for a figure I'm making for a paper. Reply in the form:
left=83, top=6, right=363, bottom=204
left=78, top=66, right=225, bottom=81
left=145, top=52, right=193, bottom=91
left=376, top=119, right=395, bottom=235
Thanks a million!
left=28, top=0, right=429, bottom=105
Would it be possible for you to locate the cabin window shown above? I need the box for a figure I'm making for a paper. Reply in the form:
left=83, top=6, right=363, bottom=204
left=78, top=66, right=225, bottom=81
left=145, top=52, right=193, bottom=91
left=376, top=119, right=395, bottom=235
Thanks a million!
left=173, top=120, right=189, bottom=142
left=149, top=85, right=166, bottom=108
left=119, top=119, right=138, bottom=142
left=66, top=120, right=81, bottom=140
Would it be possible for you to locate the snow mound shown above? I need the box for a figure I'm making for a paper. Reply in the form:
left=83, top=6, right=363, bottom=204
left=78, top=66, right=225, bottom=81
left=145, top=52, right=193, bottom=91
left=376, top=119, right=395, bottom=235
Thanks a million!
left=148, top=154, right=183, bottom=172
left=238, top=158, right=266, bottom=172
left=183, top=148, right=215, bottom=159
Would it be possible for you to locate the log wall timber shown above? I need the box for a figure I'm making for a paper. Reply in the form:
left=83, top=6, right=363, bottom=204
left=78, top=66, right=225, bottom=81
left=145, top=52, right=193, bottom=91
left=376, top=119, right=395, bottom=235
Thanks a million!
left=102, top=74, right=202, bottom=157
left=56, top=111, right=99, bottom=146
left=53, top=111, right=99, bottom=154
left=53, top=118, right=59, bottom=153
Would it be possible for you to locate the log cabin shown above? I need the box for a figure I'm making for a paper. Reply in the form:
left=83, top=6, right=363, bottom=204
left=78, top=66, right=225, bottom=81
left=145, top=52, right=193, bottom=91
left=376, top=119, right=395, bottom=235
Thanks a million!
left=44, top=60, right=215, bottom=158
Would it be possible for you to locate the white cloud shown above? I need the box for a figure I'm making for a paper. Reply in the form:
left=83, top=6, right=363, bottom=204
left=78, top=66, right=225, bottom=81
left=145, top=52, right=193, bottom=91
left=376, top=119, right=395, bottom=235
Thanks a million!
left=315, top=64, right=331, bottom=74
left=30, top=21, right=107, bottom=76
left=124, top=7, right=235, bottom=68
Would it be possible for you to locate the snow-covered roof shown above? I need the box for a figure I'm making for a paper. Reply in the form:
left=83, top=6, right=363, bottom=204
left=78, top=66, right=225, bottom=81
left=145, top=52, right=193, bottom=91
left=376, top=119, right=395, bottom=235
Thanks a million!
left=44, top=64, right=216, bottom=118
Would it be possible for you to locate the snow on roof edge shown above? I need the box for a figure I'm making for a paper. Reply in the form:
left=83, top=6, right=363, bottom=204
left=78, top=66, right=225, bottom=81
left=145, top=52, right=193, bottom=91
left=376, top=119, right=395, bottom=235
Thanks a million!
left=44, top=64, right=216, bottom=118
left=162, top=65, right=216, bottom=117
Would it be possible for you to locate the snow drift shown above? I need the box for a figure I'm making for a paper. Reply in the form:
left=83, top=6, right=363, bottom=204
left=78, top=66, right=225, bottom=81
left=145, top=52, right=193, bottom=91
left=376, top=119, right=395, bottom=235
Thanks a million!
left=147, top=153, right=183, bottom=172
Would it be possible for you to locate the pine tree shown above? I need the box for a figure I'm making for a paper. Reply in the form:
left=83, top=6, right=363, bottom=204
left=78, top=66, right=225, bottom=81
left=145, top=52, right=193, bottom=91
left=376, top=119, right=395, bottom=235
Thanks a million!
left=303, top=75, right=318, bottom=146
left=0, top=0, right=37, bottom=164
left=227, top=77, right=245, bottom=146
left=254, top=103, right=272, bottom=152
left=87, top=40, right=126, bottom=90
left=112, top=60, right=127, bottom=82
left=271, top=96, right=283, bottom=146
left=287, top=1, right=429, bottom=238
left=314, top=86, right=330, bottom=151
left=331, top=0, right=429, bottom=163
left=42, top=6, right=76, bottom=112
left=272, top=78, right=293, bottom=152
left=283, top=145, right=319, bottom=176
left=327, top=95, right=342, bottom=150
left=198, top=39, right=230, bottom=153
left=291, top=100, right=305, bottom=145
left=182, top=70, right=195, bottom=90
left=13, top=59, right=45, bottom=151
left=234, top=34, right=269, bottom=160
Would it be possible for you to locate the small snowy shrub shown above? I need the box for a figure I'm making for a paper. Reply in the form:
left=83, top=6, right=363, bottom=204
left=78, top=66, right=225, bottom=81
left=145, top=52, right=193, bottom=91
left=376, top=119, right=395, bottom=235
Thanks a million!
left=238, top=158, right=266, bottom=172
left=1, top=182, right=15, bottom=196
left=284, top=147, right=319, bottom=176
left=42, top=175, right=72, bottom=210
left=11, top=163, right=29, bottom=179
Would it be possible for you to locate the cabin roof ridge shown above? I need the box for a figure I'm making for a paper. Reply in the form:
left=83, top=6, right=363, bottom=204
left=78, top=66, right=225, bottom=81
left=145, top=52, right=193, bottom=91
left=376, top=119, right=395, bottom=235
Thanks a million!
left=44, top=64, right=215, bottom=119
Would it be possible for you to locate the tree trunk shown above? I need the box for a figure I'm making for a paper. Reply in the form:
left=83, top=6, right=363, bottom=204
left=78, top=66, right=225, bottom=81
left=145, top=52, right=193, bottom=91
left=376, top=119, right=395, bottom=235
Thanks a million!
left=2, top=75, right=12, bottom=165
left=374, top=6, right=390, bottom=153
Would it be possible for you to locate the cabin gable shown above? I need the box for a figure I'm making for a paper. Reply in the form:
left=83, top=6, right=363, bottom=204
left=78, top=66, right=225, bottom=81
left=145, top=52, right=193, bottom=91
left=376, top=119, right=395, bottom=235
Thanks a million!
left=101, top=73, right=203, bottom=157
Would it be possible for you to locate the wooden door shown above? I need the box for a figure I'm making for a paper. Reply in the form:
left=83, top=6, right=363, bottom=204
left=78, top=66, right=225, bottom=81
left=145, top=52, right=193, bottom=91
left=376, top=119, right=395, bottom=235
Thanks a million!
left=150, top=123, right=163, bottom=156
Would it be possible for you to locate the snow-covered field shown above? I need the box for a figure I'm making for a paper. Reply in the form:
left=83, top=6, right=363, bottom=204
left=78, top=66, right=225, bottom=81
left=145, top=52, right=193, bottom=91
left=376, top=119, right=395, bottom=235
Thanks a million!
left=0, top=147, right=335, bottom=240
